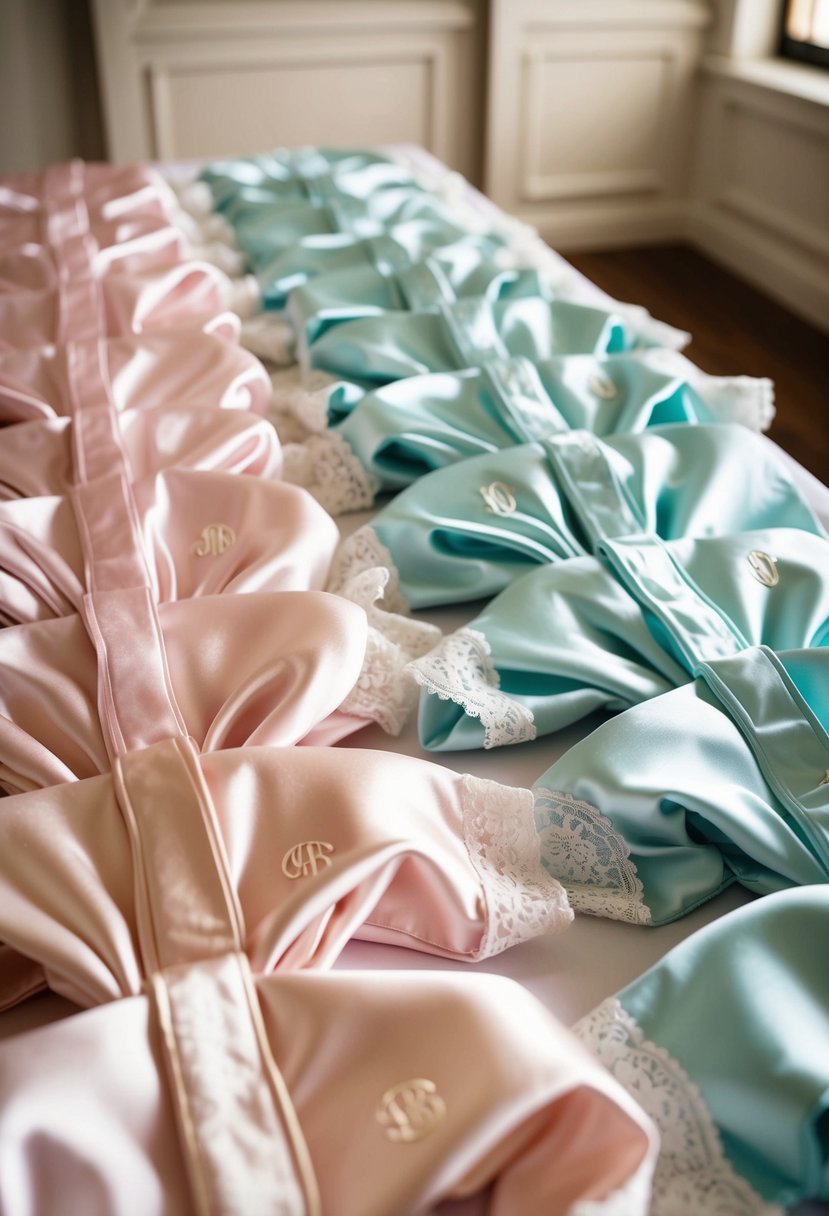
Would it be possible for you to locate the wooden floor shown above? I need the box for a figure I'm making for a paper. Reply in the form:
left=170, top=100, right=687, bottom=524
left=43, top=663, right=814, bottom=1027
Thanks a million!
left=566, top=244, right=828, bottom=484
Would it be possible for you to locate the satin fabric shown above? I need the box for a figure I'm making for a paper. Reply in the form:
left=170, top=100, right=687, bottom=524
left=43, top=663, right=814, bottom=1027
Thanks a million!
left=306, top=294, right=677, bottom=393
left=329, top=423, right=826, bottom=610
left=412, top=527, right=829, bottom=750
left=0, top=406, right=280, bottom=501
left=0, top=260, right=235, bottom=351
left=294, top=350, right=772, bottom=507
left=200, top=147, right=400, bottom=210
left=575, top=885, right=829, bottom=1212
left=255, top=223, right=506, bottom=311
left=532, top=646, right=829, bottom=925
left=288, top=254, right=546, bottom=345
left=0, top=328, right=272, bottom=426
left=0, top=736, right=569, bottom=1010
left=0, top=589, right=371, bottom=794
left=0, top=966, right=656, bottom=1216
left=0, top=467, right=338, bottom=624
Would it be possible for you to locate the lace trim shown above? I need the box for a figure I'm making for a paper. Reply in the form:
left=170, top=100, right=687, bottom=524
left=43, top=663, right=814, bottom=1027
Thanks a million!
left=533, top=788, right=651, bottom=925
left=282, top=432, right=378, bottom=516
left=574, top=999, right=782, bottom=1216
left=408, top=627, right=536, bottom=749
left=269, top=366, right=341, bottom=436
left=239, top=313, right=296, bottom=366
left=610, top=303, right=691, bottom=351
left=568, top=1164, right=654, bottom=1216
left=695, top=375, right=776, bottom=433
left=222, top=274, right=262, bottom=320
left=337, top=567, right=441, bottom=735
left=459, top=774, right=572, bottom=958
left=326, top=525, right=409, bottom=615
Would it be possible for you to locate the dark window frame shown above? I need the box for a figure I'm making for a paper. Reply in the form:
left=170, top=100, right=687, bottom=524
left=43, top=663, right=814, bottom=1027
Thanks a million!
left=780, top=0, right=829, bottom=69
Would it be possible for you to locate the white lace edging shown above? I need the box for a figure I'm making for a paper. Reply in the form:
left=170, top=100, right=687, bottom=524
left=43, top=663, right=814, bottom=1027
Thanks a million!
left=282, top=432, right=378, bottom=516
left=268, top=365, right=342, bottom=436
left=694, top=374, right=776, bottom=433
left=567, top=1165, right=654, bottom=1216
left=326, top=525, right=409, bottom=615
left=239, top=313, right=296, bottom=366
left=574, top=999, right=782, bottom=1216
left=533, top=788, right=652, bottom=925
left=460, top=774, right=572, bottom=958
left=337, top=567, right=441, bottom=735
left=222, top=274, right=262, bottom=320
left=408, top=627, right=537, bottom=749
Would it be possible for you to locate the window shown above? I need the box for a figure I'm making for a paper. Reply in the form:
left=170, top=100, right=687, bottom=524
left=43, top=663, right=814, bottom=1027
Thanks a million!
left=781, top=0, right=829, bottom=67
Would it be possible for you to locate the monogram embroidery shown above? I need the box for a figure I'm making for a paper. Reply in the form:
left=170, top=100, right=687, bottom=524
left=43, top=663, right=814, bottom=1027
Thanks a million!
left=194, top=524, right=236, bottom=557
left=281, top=841, right=335, bottom=879
left=587, top=372, right=617, bottom=400
left=376, top=1079, right=446, bottom=1142
left=479, top=481, right=517, bottom=517
left=747, top=550, right=779, bottom=587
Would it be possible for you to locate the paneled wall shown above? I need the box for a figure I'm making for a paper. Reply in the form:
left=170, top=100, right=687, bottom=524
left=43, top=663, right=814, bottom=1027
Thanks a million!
left=90, top=0, right=486, bottom=184
left=484, top=0, right=711, bottom=249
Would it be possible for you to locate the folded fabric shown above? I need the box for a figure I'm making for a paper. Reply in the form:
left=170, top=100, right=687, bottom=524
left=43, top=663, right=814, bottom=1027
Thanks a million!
left=575, top=884, right=829, bottom=1212
left=283, top=350, right=774, bottom=514
left=288, top=253, right=547, bottom=345
left=252, top=222, right=506, bottom=311
left=306, top=293, right=687, bottom=392
left=0, top=589, right=370, bottom=793
left=0, top=405, right=280, bottom=500
left=532, top=645, right=829, bottom=925
left=411, top=528, right=829, bottom=750
left=330, top=423, right=825, bottom=610
left=0, top=327, right=272, bottom=426
left=0, top=964, right=655, bottom=1216
left=0, top=467, right=338, bottom=624
left=199, top=147, right=402, bottom=211
left=0, top=734, right=569, bottom=1010
left=0, top=159, right=178, bottom=246
left=0, top=260, right=235, bottom=351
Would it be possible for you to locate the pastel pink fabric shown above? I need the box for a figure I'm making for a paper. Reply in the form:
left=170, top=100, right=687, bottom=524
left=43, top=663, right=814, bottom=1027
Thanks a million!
left=0, top=407, right=281, bottom=500
left=0, top=328, right=272, bottom=426
left=0, top=966, right=655, bottom=1216
left=0, top=466, right=338, bottom=624
left=0, top=736, right=569, bottom=1008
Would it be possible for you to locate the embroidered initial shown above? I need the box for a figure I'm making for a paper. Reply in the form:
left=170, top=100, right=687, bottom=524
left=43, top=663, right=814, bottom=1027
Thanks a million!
left=281, top=841, right=335, bottom=879
left=479, top=481, right=517, bottom=517
left=746, top=550, right=779, bottom=587
left=194, top=524, right=236, bottom=557
left=376, top=1079, right=446, bottom=1142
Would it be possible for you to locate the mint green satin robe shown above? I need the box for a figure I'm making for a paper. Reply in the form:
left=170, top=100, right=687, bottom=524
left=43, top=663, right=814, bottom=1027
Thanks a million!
left=349, top=423, right=825, bottom=609
left=414, top=528, right=829, bottom=750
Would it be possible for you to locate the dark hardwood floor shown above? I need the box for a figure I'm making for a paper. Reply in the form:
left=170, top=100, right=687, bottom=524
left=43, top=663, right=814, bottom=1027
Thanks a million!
left=566, top=244, right=829, bottom=484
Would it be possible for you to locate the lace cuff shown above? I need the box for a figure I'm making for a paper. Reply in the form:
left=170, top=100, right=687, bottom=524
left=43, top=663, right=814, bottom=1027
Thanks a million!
left=326, top=525, right=409, bottom=615
left=282, top=432, right=378, bottom=516
left=533, top=788, right=652, bottom=925
left=694, top=374, right=776, bottom=432
left=337, top=567, right=442, bottom=735
left=239, top=313, right=296, bottom=366
left=268, top=366, right=344, bottom=435
left=408, top=627, right=537, bottom=749
left=574, top=999, right=781, bottom=1216
left=460, top=774, right=572, bottom=957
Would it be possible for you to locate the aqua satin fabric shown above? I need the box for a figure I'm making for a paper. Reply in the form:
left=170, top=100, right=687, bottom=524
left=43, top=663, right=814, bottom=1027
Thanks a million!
left=532, top=646, right=829, bottom=926
left=307, top=294, right=661, bottom=391
left=333, top=352, right=748, bottom=478
left=289, top=253, right=545, bottom=344
left=255, top=224, right=506, bottom=311
left=577, top=885, right=829, bottom=1210
left=340, top=423, right=825, bottom=610
left=199, top=148, right=398, bottom=209
left=413, top=528, right=829, bottom=751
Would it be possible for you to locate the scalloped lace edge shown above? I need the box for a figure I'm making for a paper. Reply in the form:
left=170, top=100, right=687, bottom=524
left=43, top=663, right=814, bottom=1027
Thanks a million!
left=533, top=788, right=652, bottom=925
left=239, top=313, right=296, bottom=366
left=268, top=365, right=341, bottom=435
left=336, top=566, right=441, bottom=735
left=282, top=431, right=378, bottom=516
left=459, top=774, right=572, bottom=958
left=408, top=627, right=536, bottom=749
left=574, top=999, right=782, bottom=1216
left=326, top=525, right=410, bottom=615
